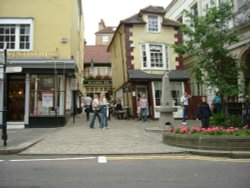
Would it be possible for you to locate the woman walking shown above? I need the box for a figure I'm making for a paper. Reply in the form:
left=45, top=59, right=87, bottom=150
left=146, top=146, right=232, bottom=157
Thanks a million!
left=99, top=91, right=109, bottom=129
left=89, top=94, right=101, bottom=129
left=139, top=93, right=148, bottom=122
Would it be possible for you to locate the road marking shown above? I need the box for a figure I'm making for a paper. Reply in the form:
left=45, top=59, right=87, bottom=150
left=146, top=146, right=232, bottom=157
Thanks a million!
left=9, top=157, right=96, bottom=162
left=98, top=156, right=107, bottom=163
left=106, top=155, right=250, bottom=163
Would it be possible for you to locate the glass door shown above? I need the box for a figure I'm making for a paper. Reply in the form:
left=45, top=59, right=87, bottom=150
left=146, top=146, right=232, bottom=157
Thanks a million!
left=7, top=75, right=25, bottom=121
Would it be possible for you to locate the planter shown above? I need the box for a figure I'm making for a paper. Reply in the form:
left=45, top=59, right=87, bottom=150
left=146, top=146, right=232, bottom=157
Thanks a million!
left=163, top=132, right=250, bottom=151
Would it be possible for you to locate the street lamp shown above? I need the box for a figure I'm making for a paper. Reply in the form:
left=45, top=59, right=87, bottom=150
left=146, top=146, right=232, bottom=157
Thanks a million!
left=1, top=42, right=8, bottom=146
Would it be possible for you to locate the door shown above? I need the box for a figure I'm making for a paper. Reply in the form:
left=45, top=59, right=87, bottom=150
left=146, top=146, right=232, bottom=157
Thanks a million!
left=7, top=75, right=25, bottom=121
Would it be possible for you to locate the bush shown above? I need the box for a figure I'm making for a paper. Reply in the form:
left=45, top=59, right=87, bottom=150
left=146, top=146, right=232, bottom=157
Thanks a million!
left=210, top=112, right=242, bottom=128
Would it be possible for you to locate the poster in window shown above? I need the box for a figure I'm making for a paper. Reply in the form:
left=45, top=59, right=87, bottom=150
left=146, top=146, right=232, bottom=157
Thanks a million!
left=42, top=93, right=53, bottom=107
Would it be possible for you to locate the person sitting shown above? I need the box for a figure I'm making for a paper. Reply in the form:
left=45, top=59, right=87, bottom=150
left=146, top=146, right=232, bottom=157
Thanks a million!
left=115, top=99, right=125, bottom=119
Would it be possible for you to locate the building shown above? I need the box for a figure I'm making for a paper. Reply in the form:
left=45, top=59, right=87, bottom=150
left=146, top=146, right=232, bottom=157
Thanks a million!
left=83, top=45, right=112, bottom=99
left=95, top=19, right=116, bottom=46
left=83, top=20, right=114, bottom=100
left=108, top=6, right=188, bottom=119
left=0, top=0, right=84, bottom=128
left=165, top=0, right=250, bottom=104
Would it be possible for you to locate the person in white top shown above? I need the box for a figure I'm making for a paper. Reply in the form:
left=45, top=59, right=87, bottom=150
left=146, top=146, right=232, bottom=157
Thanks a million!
left=181, top=91, right=191, bottom=124
left=89, top=94, right=101, bottom=128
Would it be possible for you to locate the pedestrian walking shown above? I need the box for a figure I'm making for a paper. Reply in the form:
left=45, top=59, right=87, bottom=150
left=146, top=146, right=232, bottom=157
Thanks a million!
left=89, top=94, right=101, bottom=129
left=99, top=91, right=109, bottom=129
left=139, top=93, right=148, bottom=122
left=84, top=94, right=92, bottom=121
left=197, top=96, right=212, bottom=129
left=181, top=91, right=191, bottom=124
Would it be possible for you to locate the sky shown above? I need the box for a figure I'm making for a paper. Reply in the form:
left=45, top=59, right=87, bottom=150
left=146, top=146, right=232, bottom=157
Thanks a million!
left=82, top=0, right=172, bottom=45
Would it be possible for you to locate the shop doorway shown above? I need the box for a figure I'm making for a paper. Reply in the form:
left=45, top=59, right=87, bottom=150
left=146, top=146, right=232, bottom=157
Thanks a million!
left=7, top=75, right=25, bottom=121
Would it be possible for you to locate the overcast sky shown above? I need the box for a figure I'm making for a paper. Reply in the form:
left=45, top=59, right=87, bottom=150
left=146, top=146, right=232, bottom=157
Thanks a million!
left=82, top=0, right=172, bottom=45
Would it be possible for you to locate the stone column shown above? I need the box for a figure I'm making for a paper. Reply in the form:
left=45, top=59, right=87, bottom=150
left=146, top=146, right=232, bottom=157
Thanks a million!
left=155, top=73, right=177, bottom=130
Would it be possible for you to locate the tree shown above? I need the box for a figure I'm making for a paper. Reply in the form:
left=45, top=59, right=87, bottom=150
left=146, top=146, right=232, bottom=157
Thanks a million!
left=172, top=2, right=243, bottom=96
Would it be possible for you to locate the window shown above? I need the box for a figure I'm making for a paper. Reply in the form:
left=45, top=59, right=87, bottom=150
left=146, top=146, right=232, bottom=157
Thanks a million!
left=102, top=36, right=109, bottom=43
left=30, top=75, right=65, bottom=116
left=0, top=19, right=33, bottom=50
left=171, top=82, right=183, bottom=106
left=153, top=82, right=162, bottom=106
left=141, top=43, right=169, bottom=69
left=191, top=3, right=198, bottom=16
left=147, top=15, right=160, bottom=32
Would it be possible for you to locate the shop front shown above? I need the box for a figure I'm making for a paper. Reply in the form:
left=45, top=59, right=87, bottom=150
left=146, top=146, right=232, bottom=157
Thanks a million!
left=0, top=58, right=80, bottom=128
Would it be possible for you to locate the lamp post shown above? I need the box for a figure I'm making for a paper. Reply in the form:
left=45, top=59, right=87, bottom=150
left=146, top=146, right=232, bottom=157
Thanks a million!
left=1, top=43, right=8, bottom=146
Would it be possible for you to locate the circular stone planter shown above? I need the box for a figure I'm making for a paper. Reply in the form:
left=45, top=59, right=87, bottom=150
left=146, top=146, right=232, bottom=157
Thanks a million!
left=163, top=132, right=250, bottom=151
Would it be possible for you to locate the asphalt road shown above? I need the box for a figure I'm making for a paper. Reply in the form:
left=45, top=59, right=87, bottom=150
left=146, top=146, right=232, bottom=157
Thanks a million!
left=0, top=154, right=249, bottom=188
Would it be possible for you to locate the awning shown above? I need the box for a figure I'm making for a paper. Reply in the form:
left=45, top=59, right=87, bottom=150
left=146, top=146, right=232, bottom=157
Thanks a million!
left=6, top=58, right=78, bottom=74
left=128, top=70, right=189, bottom=81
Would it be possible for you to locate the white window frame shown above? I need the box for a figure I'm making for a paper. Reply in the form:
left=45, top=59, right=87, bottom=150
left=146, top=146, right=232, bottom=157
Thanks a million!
left=0, top=18, right=34, bottom=51
left=102, top=35, right=109, bottom=43
left=140, top=43, right=169, bottom=70
left=147, top=15, right=160, bottom=33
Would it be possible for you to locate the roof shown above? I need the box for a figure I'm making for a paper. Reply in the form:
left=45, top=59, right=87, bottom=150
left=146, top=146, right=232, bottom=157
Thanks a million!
left=128, top=70, right=189, bottom=80
left=121, top=5, right=180, bottom=27
left=84, top=45, right=111, bottom=64
left=95, top=26, right=116, bottom=34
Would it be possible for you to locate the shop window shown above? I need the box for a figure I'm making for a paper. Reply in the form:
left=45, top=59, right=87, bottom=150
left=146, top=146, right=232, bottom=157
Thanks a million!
left=30, top=75, right=65, bottom=116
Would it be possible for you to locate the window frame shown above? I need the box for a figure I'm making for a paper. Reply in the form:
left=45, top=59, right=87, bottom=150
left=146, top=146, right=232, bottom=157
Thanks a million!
left=140, top=43, right=169, bottom=70
left=147, top=15, right=160, bottom=33
left=0, top=18, right=34, bottom=51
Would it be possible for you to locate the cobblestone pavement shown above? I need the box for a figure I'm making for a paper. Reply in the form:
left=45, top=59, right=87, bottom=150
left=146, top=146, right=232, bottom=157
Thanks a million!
left=20, top=114, right=198, bottom=155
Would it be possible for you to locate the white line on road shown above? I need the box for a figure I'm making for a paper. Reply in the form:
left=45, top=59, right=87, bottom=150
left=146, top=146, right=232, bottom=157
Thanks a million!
left=98, top=156, right=107, bottom=163
left=9, top=157, right=96, bottom=162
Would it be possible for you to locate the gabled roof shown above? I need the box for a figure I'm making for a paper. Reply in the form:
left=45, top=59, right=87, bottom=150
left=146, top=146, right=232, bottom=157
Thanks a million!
left=120, top=5, right=180, bottom=27
left=84, top=45, right=111, bottom=64
left=139, top=5, right=166, bottom=15
left=95, top=26, right=116, bottom=34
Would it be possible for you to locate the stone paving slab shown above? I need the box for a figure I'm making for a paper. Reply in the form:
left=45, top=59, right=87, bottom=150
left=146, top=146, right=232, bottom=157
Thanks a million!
left=20, top=115, right=187, bottom=155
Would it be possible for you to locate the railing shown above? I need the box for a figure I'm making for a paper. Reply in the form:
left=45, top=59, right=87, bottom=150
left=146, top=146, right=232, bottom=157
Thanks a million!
left=225, top=102, right=250, bottom=125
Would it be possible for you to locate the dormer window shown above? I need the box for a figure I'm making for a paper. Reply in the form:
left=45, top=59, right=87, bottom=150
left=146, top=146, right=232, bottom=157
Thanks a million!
left=147, top=15, right=160, bottom=32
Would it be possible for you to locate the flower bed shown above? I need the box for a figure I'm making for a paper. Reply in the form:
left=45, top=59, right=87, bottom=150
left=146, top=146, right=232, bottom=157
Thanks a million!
left=163, top=125, right=250, bottom=151
left=170, top=125, right=250, bottom=136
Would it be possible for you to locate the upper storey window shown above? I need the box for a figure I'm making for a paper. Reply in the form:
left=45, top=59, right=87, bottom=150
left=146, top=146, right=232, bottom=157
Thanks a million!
left=147, top=15, right=160, bottom=32
left=141, top=43, right=169, bottom=70
left=0, top=18, right=33, bottom=51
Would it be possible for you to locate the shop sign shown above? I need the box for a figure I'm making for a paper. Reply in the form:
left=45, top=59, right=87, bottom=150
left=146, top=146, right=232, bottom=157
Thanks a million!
left=6, top=67, right=22, bottom=73
left=71, top=78, right=78, bottom=90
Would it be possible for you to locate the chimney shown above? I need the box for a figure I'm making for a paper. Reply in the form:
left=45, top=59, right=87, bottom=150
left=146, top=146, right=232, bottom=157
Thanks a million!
left=98, top=19, right=106, bottom=31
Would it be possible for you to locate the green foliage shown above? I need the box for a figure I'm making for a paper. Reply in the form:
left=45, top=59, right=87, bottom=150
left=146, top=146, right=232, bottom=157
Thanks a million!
left=172, top=2, right=243, bottom=96
left=210, top=112, right=242, bottom=128
left=224, top=115, right=242, bottom=128
left=210, top=112, right=225, bottom=126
